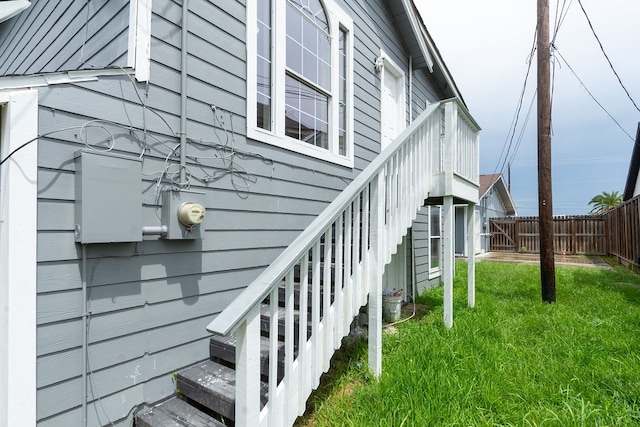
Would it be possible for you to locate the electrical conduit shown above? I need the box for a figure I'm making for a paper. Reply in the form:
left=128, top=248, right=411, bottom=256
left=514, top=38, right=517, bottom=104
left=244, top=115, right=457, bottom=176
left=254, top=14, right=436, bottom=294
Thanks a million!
left=180, top=0, right=189, bottom=185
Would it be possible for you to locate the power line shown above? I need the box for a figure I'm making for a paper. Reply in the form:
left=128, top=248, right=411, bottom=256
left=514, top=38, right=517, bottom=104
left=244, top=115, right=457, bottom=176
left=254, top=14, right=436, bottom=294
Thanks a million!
left=507, top=89, right=537, bottom=167
left=552, top=0, right=573, bottom=45
left=501, top=1, right=570, bottom=172
left=492, top=25, right=538, bottom=178
left=554, top=48, right=635, bottom=141
left=512, top=155, right=628, bottom=167
left=577, top=0, right=640, bottom=113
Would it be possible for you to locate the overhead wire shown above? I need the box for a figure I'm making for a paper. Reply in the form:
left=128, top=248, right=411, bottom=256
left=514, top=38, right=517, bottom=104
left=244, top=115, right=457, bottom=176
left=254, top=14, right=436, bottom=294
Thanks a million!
left=492, top=23, right=538, bottom=179
left=552, top=0, right=573, bottom=45
left=498, top=0, right=574, bottom=176
left=506, top=89, right=537, bottom=168
left=576, top=0, right=640, bottom=113
left=553, top=49, right=634, bottom=141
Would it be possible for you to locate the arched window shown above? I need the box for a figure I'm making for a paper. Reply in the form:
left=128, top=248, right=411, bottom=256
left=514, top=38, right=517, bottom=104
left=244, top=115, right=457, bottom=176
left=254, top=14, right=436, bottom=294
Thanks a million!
left=249, top=0, right=353, bottom=167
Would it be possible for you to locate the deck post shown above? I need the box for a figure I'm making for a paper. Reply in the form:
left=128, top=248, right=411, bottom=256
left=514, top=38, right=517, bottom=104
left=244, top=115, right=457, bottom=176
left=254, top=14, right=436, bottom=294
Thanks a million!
left=368, top=173, right=384, bottom=378
left=235, top=306, right=261, bottom=426
left=467, top=203, right=476, bottom=308
left=443, top=195, right=454, bottom=328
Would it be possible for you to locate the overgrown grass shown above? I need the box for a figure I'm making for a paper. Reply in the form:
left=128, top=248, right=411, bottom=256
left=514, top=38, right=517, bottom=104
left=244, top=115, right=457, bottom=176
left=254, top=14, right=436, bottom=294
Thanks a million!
left=297, top=261, right=640, bottom=426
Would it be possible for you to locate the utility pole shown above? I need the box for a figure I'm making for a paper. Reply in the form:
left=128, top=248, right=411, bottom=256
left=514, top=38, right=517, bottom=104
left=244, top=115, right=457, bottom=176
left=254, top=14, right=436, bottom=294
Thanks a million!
left=537, top=0, right=556, bottom=303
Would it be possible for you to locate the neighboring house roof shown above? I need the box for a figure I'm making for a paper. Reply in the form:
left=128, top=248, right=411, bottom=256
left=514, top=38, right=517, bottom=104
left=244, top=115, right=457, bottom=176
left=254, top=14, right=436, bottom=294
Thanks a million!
left=479, top=174, right=517, bottom=216
left=623, top=123, right=640, bottom=201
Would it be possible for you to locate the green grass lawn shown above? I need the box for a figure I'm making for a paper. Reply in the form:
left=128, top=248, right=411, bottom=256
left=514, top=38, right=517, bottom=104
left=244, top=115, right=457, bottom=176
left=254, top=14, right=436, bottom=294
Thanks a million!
left=297, top=261, right=640, bottom=426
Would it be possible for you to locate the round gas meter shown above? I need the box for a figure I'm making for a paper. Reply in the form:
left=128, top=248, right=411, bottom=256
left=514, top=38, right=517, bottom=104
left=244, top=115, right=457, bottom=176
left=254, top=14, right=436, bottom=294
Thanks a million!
left=177, top=202, right=206, bottom=227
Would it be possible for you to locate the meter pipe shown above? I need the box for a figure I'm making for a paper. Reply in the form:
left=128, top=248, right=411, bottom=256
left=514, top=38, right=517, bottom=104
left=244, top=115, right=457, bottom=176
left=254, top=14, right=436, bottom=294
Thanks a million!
left=142, top=225, right=168, bottom=236
left=179, top=0, right=189, bottom=185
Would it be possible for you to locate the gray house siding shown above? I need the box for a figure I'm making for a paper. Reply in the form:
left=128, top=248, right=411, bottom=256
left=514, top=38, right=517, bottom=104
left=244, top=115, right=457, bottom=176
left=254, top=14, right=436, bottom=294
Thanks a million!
left=2, top=0, right=447, bottom=424
left=0, top=0, right=130, bottom=76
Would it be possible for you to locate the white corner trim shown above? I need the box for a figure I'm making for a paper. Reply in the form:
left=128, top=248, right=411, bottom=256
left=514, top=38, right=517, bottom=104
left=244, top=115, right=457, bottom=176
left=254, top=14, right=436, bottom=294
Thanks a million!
left=128, top=0, right=152, bottom=82
left=0, top=89, right=38, bottom=427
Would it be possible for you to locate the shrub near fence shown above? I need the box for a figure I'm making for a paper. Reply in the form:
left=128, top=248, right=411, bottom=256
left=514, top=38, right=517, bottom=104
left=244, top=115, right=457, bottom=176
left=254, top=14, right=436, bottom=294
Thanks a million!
left=604, top=195, right=640, bottom=271
left=489, top=216, right=607, bottom=255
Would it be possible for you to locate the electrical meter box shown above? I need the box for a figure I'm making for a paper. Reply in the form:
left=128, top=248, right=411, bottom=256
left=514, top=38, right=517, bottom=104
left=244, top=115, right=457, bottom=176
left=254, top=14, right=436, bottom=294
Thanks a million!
left=162, top=189, right=207, bottom=239
left=74, top=150, right=142, bottom=243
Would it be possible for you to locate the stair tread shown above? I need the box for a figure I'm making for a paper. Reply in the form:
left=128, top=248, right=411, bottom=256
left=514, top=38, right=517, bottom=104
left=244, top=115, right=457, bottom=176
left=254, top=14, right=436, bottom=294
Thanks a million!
left=209, top=333, right=286, bottom=380
left=177, top=360, right=268, bottom=421
left=178, top=360, right=238, bottom=405
left=136, top=397, right=225, bottom=427
left=210, top=334, right=284, bottom=363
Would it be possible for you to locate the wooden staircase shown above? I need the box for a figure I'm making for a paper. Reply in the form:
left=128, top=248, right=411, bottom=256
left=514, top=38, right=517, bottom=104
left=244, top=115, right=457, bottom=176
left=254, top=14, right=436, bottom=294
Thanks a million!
left=137, top=280, right=334, bottom=426
left=136, top=99, right=479, bottom=427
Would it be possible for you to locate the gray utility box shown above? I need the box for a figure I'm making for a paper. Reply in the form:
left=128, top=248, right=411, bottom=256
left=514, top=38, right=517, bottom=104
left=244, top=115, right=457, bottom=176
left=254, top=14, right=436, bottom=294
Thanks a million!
left=74, top=150, right=142, bottom=243
left=162, top=190, right=207, bottom=239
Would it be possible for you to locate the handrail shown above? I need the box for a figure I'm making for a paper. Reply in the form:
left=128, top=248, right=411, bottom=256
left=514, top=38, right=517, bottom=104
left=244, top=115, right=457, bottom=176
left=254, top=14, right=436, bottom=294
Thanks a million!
left=204, top=97, right=480, bottom=426
left=207, top=101, right=446, bottom=336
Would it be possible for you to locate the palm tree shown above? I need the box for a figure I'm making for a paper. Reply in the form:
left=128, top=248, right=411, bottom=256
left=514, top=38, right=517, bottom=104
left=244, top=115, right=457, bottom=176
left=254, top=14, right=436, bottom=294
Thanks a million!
left=588, top=191, right=622, bottom=214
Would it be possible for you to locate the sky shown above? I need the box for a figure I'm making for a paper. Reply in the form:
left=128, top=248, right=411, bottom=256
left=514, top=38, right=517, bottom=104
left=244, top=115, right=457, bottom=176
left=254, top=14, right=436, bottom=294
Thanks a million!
left=416, top=1, right=640, bottom=216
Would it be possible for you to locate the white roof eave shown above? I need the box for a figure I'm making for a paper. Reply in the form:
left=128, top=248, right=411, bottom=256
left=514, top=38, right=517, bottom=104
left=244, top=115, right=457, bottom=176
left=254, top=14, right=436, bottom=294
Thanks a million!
left=0, top=1, right=31, bottom=24
left=400, top=0, right=434, bottom=72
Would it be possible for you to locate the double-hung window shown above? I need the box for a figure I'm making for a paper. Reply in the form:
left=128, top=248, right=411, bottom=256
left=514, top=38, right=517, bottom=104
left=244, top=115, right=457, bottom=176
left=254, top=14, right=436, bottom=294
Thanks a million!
left=248, top=0, right=354, bottom=167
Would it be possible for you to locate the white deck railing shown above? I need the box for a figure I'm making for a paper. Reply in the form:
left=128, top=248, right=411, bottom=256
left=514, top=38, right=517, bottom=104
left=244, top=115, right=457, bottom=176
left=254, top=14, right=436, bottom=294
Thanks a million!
left=449, top=101, right=480, bottom=183
left=206, top=99, right=479, bottom=427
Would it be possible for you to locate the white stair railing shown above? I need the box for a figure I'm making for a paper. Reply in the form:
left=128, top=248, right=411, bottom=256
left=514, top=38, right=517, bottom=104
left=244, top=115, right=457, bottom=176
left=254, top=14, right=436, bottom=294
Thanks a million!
left=206, top=99, right=478, bottom=427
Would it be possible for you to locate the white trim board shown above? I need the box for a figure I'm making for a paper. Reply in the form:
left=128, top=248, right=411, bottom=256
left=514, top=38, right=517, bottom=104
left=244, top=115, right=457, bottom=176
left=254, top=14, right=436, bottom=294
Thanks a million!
left=127, top=0, right=152, bottom=82
left=0, top=89, right=38, bottom=427
left=378, top=49, right=407, bottom=152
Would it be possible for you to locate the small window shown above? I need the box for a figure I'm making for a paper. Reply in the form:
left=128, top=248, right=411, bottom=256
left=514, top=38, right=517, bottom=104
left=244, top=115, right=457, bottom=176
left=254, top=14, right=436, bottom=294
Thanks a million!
left=429, top=206, right=441, bottom=271
left=248, top=0, right=354, bottom=167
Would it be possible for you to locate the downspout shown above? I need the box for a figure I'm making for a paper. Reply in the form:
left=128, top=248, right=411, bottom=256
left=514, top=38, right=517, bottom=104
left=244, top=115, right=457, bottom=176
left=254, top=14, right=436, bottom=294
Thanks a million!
left=408, top=55, right=413, bottom=124
left=180, top=0, right=189, bottom=185
left=81, top=244, right=88, bottom=426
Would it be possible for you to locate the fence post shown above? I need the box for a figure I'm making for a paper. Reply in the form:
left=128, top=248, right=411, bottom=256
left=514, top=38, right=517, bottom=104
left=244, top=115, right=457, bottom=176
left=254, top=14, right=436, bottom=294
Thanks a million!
left=571, top=218, right=577, bottom=255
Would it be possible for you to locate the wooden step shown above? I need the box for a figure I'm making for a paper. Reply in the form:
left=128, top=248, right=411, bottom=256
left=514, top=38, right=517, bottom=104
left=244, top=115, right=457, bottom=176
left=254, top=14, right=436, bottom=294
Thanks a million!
left=176, top=360, right=268, bottom=421
left=267, top=281, right=336, bottom=314
left=209, top=333, right=285, bottom=381
left=259, top=304, right=312, bottom=341
left=293, top=263, right=340, bottom=286
left=135, top=397, right=225, bottom=427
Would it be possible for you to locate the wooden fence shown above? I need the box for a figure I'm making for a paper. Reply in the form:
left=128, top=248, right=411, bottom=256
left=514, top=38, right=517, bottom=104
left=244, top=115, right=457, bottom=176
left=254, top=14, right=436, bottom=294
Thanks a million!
left=603, top=196, right=640, bottom=270
left=489, top=215, right=607, bottom=255
left=489, top=195, right=640, bottom=270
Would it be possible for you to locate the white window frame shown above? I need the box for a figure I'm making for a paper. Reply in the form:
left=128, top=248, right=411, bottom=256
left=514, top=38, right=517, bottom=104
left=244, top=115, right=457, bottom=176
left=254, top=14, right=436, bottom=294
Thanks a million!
left=428, top=205, right=442, bottom=279
left=247, top=0, right=354, bottom=167
left=0, top=89, right=38, bottom=427
left=127, top=0, right=152, bottom=82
